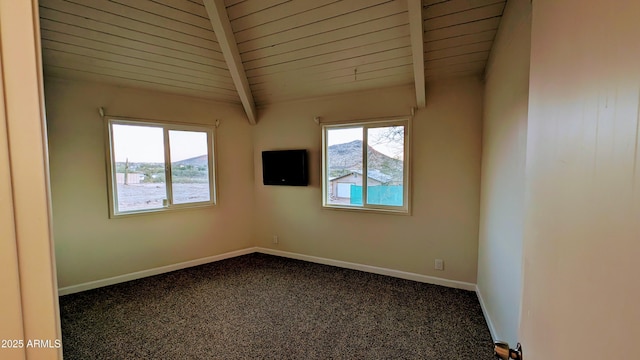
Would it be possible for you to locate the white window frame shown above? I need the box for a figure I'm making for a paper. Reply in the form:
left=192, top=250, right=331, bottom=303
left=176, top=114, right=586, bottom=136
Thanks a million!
left=105, top=117, right=217, bottom=218
left=322, top=117, right=411, bottom=215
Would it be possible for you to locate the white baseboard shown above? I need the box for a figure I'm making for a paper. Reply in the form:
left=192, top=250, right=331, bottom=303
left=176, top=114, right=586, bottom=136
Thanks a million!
left=58, top=247, right=478, bottom=297
left=58, top=247, right=258, bottom=296
left=255, top=247, right=477, bottom=291
left=475, top=285, right=498, bottom=341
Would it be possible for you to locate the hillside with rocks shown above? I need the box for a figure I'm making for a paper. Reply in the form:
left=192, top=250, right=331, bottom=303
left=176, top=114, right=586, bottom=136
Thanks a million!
left=327, top=140, right=402, bottom=181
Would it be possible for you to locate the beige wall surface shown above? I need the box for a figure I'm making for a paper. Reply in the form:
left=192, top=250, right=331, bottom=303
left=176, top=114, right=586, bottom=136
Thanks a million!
left=477, top=0, right=531, bottom=344
left=46, top=78, right=255, bottom=288
left=252, top=79, right=483, bottom=283
left=522, top=0, right=640, bottom=357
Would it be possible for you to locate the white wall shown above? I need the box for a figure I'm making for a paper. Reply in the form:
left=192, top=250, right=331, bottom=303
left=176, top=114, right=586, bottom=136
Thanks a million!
left=47, top=76, right=485, bottom=290
left=46, top=78, right=255, bottom=288
left=521, top=0, right=640, bottom=357
left=477, top=0, right=531, bottom=344
left=252, top=79, right=483, bottom=284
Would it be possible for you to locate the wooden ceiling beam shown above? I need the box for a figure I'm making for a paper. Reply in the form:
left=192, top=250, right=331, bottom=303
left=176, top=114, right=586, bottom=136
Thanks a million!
left=408, top=0, right=426, bottom=108
left=203, top=0, right=257, bottom=124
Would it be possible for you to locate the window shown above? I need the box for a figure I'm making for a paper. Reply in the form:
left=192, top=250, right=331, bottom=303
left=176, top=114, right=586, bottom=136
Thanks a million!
left=322, top=118, right=410, bottom=214
left=105, top=117, right=216, bottom=217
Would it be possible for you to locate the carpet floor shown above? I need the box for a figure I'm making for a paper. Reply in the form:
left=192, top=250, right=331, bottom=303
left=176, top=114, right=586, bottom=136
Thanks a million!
left=59, top=253, right=494, bottom=359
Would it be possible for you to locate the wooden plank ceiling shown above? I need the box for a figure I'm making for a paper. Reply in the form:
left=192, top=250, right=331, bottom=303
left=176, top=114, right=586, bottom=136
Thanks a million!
left=423, top=0, right=505, bottom=79
left=39, top=0, right=506, bottom=118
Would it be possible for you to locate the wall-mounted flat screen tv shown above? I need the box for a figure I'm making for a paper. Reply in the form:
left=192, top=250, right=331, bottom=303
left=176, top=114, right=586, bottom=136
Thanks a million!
left=262, top=149, right=308, bottom=186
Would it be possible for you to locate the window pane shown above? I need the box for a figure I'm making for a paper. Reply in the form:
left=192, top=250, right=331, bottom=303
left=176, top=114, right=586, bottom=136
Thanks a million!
left=169, top=130, right=210, bottom=204
left=326, top=127, right=363, bottom=206
left=111, top=124, right=166, bottom=212
left=367, top=126, right=404, bottom=206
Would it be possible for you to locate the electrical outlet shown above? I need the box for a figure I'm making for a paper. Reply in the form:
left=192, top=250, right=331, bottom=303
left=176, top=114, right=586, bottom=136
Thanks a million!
left=435, top=259, right=444, bottom=271
left=272, top=235, right=279, bottom=244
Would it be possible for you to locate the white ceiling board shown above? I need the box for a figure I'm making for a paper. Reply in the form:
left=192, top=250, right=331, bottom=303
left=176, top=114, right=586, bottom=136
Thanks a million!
left=424, top=0, right=505, bottom=19
left=38, top=0, right=508, bottom=113
left=230, top=0, right=337, bottom=32
left=46, top=63, right=239, bottom=102
left=420, top=0, right=505, bottom=80
left=224, top=0, right=250, bottom=8
left=425, top=60, right=485, bottom=76
left=248, top=47, right=413, bottom=84
left=45, top=60, right=238, bottom=99
left=243, top=37, right=411, bottom=76
left=423, top=0, right=448, bottom=5
left=241, top=13, right=408, bottom=62
left=40, top=0, right=219, bottom=49
left=152, top=0, right=209, bottom=17
left=45, top=63, right=237, bottom=102
left=226, top=0, right=291, bottom=21
left=424, top=3, right=505, bottom=31
left=108, top=0, right=213, bottom=29
left=39, top=9, right=225, bottom=62
left=43, top=48, right=235, bottom=89
left=425, top=51, right=489, bottom=70
left=425, top=59, right=486, bottom=76
left=62, top=0, right=216, bottom=40
left=425, top=30, right=496, bottom=51
left=233, top=0, right=394, bottom=43
left=40, top=19, right=227, bottom=69
left=40, top=34, right=229, bottom=78
left=44, top=66, right=224, bottom=101
left=250, top=56, right=413, bottom=91
left=426, top=69, right=482, bottom=80
left=425, top=41, right=493, bottom=61
left=253, top=64, right=413, bottom=95
left=424, top=17, right=501, bottom=42
left=243, top=25, right=410, bottom=70
left=236, top=1, right=407, bottom=53
left=255, top=74, right=414, bottom=105
left=40, top=0, right=241, bottom=104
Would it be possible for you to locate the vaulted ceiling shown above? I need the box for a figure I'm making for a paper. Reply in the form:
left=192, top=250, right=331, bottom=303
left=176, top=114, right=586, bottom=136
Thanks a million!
left=38, top=0, right=506, bottom=123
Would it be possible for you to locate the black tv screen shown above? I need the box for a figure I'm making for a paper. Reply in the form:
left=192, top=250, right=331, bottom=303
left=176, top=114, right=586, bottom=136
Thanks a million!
left=262, top=149, right=308, bottom=186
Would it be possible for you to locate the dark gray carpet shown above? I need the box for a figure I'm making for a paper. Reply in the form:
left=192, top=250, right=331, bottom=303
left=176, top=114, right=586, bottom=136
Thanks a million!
left=59, top=253, right=494, bottom=359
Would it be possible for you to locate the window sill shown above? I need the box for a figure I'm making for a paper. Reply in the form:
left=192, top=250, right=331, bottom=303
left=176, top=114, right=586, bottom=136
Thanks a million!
left=321, top=204, right=411, bottom=216
left=109, top=202, right=215, bottom=219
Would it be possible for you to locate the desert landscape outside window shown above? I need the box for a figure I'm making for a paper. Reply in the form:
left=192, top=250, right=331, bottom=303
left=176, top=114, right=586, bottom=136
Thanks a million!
left=322, top=118, right=410, bottom=214
left=106, top=118, right=216, bottom=217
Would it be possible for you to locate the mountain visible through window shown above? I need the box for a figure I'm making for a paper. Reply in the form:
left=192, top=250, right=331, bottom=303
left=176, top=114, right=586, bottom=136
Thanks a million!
left=107, top=118, right=216, bottom=217
left=323, top=119, right=410, bottom=214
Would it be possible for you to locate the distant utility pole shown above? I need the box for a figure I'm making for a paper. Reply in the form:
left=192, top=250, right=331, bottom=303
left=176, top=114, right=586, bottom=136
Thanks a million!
left=124, top=158, right=129, bottom=185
